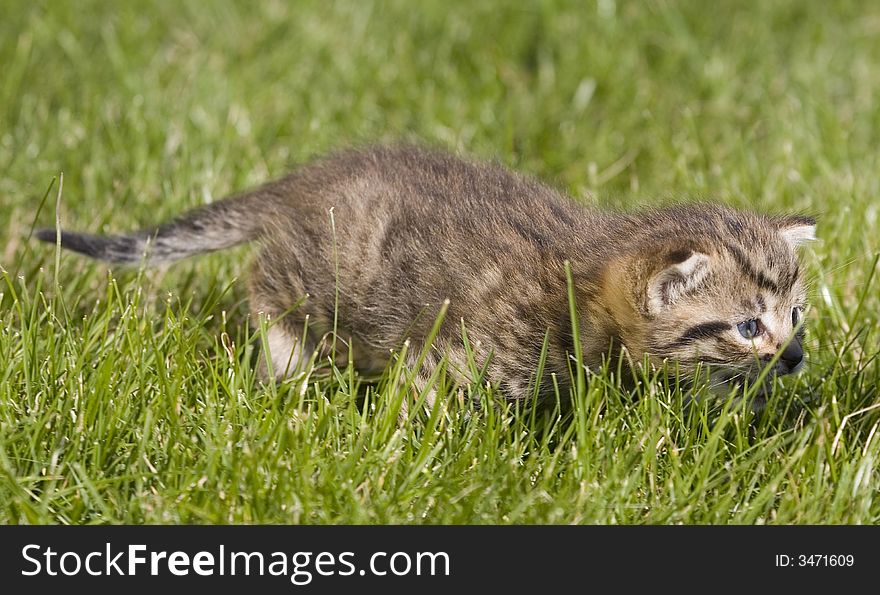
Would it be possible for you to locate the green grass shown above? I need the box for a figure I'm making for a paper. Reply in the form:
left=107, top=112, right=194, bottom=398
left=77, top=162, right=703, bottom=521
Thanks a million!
left=1, top=0, right=879, bottom=524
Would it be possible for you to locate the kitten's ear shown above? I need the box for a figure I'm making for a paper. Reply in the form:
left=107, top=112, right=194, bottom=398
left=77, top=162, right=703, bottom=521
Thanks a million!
left=777, top=215, right=816, bottom=249
left=646, top=249, right=711, bottom=314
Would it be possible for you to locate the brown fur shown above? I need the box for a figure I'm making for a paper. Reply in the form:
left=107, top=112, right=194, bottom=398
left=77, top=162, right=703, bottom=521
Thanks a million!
left=36, top=145, right=815, bottom=406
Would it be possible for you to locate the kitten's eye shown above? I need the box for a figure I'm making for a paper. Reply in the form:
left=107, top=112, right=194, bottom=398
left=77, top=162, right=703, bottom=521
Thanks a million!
left=792, top=306, right=803, bottom=327
left=737, top=319, right=761, bottom=339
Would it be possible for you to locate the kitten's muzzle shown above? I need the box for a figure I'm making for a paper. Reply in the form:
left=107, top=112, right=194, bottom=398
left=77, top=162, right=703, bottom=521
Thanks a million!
left=771, top=341, right=804, bottom=375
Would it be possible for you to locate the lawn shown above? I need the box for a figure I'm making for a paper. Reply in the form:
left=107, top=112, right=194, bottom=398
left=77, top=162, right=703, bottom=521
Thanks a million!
left=1, top=0, right=878, bottom=524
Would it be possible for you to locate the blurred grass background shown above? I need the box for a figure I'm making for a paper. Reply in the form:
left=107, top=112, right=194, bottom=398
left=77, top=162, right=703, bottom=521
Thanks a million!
left=1, top=0, right=879, bottom=523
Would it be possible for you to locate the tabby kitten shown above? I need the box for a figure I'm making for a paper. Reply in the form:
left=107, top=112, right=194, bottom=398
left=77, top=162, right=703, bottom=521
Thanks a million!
left=37, top=145, right=814, bottom=407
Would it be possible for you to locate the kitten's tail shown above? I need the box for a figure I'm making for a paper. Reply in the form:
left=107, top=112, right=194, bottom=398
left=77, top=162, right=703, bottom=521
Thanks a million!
left=35, top=185, right=279, bottom=266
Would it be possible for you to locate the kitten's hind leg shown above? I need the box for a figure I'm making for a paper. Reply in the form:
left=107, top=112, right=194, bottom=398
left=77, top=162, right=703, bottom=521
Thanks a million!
left=259, top=321, right=307, bottom=380
left=249, top=254, right=312, bottom=381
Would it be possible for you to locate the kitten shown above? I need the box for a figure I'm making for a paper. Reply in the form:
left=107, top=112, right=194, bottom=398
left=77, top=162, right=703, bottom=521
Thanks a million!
left=36, top=145, right=815, bottom=407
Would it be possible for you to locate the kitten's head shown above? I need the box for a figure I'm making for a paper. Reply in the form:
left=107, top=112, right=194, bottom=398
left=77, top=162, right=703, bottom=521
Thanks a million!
left=627, top=208, right=815, bottom=399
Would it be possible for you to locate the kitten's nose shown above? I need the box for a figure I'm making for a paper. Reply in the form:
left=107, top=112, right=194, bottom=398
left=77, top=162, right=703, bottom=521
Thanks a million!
left=778, top=342, right=804, bottom=373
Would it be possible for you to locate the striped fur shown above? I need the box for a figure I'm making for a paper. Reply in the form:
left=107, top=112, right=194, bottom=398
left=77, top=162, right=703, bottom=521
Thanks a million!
left=36, top=145, right=815, bottom=407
